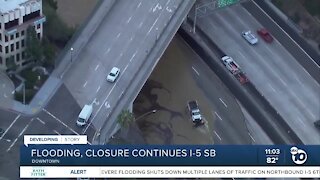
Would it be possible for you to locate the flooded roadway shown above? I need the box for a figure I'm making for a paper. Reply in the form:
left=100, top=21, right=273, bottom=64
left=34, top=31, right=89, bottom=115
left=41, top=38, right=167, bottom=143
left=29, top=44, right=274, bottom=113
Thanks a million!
left=133, top=35, right=252, bottom=145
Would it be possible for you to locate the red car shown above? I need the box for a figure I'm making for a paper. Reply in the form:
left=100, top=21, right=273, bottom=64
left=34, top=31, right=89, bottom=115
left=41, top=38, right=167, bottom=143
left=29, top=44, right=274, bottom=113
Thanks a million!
left=257, top=28, right=273, bottom=43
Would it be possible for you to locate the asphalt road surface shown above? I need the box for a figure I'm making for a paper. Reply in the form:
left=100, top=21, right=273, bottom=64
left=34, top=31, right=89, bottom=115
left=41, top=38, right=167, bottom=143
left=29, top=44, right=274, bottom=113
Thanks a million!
left=194, top=2, right=320, bottom=144
left=62, top=0, right=185, bottom=136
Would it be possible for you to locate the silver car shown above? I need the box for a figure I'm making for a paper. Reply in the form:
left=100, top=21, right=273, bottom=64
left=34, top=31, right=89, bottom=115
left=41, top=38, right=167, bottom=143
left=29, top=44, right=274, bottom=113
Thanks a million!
left=242, top=30, right=258, bottom=45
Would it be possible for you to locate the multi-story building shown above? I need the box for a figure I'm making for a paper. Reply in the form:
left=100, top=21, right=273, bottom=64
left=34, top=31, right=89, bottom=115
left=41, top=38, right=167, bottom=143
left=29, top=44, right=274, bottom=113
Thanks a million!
left=0, top=0, right=45, bottom=71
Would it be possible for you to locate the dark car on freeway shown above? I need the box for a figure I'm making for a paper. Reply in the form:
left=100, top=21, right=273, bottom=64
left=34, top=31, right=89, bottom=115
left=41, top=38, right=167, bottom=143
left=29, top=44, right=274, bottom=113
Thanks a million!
left=257, top=28, right=273, bottom=43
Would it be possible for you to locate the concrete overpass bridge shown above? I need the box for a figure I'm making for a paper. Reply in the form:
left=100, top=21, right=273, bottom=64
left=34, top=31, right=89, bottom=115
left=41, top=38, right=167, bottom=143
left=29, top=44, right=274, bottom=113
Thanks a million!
left=56, top=0, right=196, bottom=144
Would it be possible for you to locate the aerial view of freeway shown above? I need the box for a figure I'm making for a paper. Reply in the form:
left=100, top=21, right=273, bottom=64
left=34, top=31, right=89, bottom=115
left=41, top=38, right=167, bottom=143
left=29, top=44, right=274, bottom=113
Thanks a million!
left=0, top=0, right=319, bottom=179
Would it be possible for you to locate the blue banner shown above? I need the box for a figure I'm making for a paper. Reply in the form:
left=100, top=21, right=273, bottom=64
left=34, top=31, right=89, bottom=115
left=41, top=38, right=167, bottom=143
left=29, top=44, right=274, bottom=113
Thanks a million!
left=20, top=145, right=320, bottom=166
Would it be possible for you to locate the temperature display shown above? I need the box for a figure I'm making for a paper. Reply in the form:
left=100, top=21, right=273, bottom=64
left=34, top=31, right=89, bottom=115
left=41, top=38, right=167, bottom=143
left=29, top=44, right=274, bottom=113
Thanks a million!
left=265, top=148, right=281, bottom=165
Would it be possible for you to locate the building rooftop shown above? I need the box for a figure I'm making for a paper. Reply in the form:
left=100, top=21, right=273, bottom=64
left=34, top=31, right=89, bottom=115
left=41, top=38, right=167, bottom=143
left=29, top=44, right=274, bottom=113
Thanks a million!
left=0, top=0, right=29, bottom=14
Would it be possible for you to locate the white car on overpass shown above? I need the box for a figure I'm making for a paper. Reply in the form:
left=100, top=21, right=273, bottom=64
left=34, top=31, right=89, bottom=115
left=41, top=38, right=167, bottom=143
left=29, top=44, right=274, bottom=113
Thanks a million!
left=107, top=67, right=120, bottom=82
left=242, top=30, right=258, bottom=45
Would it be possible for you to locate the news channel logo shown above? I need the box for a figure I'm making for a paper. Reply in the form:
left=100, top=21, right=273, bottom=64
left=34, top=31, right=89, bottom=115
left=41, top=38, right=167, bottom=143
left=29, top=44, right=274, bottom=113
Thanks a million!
left=290, top=146, right=307, bottom=165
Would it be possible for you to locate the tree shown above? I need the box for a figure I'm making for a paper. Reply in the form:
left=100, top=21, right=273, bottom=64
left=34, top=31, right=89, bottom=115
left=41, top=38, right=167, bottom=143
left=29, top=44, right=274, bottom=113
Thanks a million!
left=113, top=110, right=135, bottom=144
left=43, top=2, right=74, bottom=47
left=25, top=26, right=43, bottom=63
left=117, top=110, right=135, bottom=128
left=45, top=0, right=58, bottom=10
left=42, top=38, right=56, bottom=68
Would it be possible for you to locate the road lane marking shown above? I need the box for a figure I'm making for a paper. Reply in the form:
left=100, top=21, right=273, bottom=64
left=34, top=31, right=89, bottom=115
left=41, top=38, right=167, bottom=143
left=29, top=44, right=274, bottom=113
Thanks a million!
left=251, top=1, right=319, bottom=69
left=106, top=47, right=111, bottom=54
left=130, top=36, right=134, bottom=41
left=4, top=93, right=7, bottom=98
left=43, top=108, right=79, bottom=135
left=213, top=130, right=222, bottom=141
left=219, top=98, right=228, bottom=108
left=53, top=130, right=60, bottom=135
left=139, top=22, right=143, bottom=28
left=153, top=3, right=162, bottom=12
left=105, top=101, right=110, bottom=109
left=116, top=32, right=121, bottom=39
left=248, top=133, right=256, bottom=143
left=279, top=77, right=287, bottom=87
left=127, top=16, right=132, bottom=23
left=166, top=6, right=172, bottom=13
left=95, top=64, right=100, bottom=71
left=119, top=91, right=124, bottom=99
left=294, top=94, right=316, bottom=119
left=192, top=66, right=200, bottom=76
left=0, top=114, right=21, bottom=140
left=130, top=51, right=137, bottom=62
left=137, top=1, right=142, bottom=8
left=123, top=64, right=129, bottom=73
left=214, top=111, right=222, bottom=121
left=83, top=81, right=88, bottom=88
left=7, top=118, right=34, bottom=152
left=120, top=53, right=123, bottom=57
left=11, top=90, right=15, bottom=94
left=96, top=86, right=101, bottom=93
left=297, top=117, right=306, bottom=127
left=147, top=16, right=159, bottom=35
left=36, top=117, right=45, bottom=125
left=268, top=84, right=276, bottom=92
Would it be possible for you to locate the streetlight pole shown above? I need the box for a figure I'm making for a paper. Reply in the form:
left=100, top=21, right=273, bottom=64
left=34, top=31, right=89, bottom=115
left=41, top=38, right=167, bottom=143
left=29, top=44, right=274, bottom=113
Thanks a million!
left=135, top=109, right=157, bottom=121
left=70, top=47, right=74, bottom=62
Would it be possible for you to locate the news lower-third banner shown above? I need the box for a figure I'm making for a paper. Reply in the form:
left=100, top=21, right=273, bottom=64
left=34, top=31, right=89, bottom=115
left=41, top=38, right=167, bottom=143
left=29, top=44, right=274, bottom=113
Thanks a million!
left=21, top=145, right=320, bottom=166
left=19, top=135, right=320, bottom=178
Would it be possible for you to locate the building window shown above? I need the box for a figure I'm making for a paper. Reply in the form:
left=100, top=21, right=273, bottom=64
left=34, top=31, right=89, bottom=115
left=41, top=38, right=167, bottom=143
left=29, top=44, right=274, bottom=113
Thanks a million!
left=10, top=44, right=14, bottom=52
left=16, top=32, right=19, bottom=38
left=21, top=30, right=25, bottom=36
left=16, top=42, right=19, bottom=50
left=23, top=10, right=40, bottom=23
left=37, top=33, right=40, bottom=39
left=16, top=53, right=20, bottom=62
left=22, top=51, right=25, bottom=59
left=5, top=35, right=8, bottom=42
left=10, top=34, right=14, bottom=40
left=37, top=24, right=40, bottom=29
left=21, top=39, right=25, bottom=47
left=5, top=46, right=8, bottom=53
left=0, top=56, right=2, bottom=65
left=6, top=58, right=9, bottom=65
left=0, top=34, right=2, bottom=41
left=4, top=19, right=18, bottom=29
left=0, top=45, right=2, bottom=52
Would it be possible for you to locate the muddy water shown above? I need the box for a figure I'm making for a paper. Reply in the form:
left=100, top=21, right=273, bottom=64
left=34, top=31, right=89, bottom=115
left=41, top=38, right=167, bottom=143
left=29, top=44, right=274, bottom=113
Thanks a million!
left=56, top=0, right=98, bottom=28
left=133, top=36, right=214, bottom=145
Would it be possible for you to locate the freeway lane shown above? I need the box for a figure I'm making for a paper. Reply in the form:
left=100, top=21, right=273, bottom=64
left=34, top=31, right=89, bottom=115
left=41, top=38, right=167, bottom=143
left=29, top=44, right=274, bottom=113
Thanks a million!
left=246, top=0, right=320, bottom=84
left=194, top=2, right=320, bottom=144
left=190, top=47, right=251, bottom=144
left=180, top=21, right=301, bottom=144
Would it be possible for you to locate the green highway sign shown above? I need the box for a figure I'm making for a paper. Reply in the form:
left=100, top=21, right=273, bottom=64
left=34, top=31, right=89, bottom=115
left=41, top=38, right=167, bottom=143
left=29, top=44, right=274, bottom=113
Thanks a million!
left=217, top=0, right=239, bottom=8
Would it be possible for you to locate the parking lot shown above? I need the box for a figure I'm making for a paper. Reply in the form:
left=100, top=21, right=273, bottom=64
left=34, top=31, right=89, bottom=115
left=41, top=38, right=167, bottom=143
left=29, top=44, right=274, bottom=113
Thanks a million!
left=0, top=85, right=95, bottom=179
